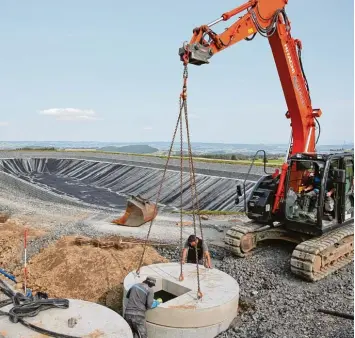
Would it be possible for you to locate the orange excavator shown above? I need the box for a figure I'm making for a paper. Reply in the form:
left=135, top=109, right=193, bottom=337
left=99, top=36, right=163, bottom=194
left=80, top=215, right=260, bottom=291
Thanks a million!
left=178, top=0, right=354, bottom=281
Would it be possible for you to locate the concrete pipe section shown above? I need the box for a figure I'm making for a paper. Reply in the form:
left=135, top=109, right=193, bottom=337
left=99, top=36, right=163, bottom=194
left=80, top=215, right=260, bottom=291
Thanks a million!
left=123, top=262, right=240, bottom=338
left=0, top=298, right=133, bottom=338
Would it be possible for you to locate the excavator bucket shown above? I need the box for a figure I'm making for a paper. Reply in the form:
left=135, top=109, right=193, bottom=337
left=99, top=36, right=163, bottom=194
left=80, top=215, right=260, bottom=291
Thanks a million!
left=111, top=195, right=158, bottom=227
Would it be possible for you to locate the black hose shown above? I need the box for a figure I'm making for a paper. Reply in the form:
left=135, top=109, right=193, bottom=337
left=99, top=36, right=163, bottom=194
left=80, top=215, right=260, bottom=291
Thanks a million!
left=245, top=33, right=256, bottom=41
left=298, top=47, right=310, bottom=95
left=214, top=6, right=281, bottom=47
left=0, top=279, right=80, bottom=338
left=280, top=10, right=290, bottom=31
left=0, top=278, right=14, bottom=299
left=8, top=297, right=70, bottom=323
left=318, top=308, right=354, bottom=320
left=17, top=318, right=81, bottom=338
left=295, top=31, right=322, bottom=145
left=315, top=117, right=321, bottom=145
left=255, top=3, right=274, bottom=21
left=0, top=298, right=13, bottom=308
left=250, top=8, right=281, bottom=38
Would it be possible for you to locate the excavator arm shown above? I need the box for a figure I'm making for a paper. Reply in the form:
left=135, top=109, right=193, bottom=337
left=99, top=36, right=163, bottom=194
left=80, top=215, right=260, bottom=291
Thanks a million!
left=179, top=0, right=322, bottom=154
left=179, top=0, right=284, bottom=64
left=179, top=0, right=322, bottom=212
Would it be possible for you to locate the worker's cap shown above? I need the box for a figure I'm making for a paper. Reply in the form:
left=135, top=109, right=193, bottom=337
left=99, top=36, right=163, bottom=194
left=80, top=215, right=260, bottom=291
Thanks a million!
left=145, top=276, right=156, bottom=286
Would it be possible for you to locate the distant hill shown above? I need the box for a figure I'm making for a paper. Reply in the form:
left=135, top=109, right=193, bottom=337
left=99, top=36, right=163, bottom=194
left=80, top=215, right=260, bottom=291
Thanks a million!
left=98, top=144, right=159, bottom=154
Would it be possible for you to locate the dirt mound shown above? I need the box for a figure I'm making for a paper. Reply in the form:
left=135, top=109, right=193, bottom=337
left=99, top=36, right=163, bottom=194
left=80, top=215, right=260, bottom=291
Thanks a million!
left=14, top=235, right=169, bottom=312
left=0, top=219, right=46, bottom=272
left=0, top=212, right=10, bottom=223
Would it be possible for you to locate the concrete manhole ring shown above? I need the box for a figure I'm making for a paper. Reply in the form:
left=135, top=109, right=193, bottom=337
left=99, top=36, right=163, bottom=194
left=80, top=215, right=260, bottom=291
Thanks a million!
left=123, top=262, right=240, bottom=338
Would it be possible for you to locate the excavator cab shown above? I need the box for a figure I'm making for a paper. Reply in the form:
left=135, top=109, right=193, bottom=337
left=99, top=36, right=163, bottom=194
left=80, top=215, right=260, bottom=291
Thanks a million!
left=111, top=195, right=158, bottom=227
left=284, top=152, right=354, bottom=236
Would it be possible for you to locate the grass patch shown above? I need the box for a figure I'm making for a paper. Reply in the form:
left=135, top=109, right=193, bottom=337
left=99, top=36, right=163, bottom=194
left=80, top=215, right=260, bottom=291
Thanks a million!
left=171, top=210, right=246, bottom=216
left=11, top=147, right=58, bottom=151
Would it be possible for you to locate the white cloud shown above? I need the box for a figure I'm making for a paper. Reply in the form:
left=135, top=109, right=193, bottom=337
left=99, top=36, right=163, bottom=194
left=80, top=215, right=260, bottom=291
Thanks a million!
left=0, top=122, right=9, bottom=126
left=143, top=126, right=153, bottom=130
left=39, top=108, right=101, bottom=121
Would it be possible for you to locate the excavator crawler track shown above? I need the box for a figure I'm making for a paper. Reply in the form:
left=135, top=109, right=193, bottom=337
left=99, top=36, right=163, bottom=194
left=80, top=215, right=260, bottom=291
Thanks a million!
left=224, top=220, right=354, bottom=282
left=291, top=224, right=354, bottom=282
left=224, top=221, right=265, bottom=257
left=224, top=221, right=306, bottom=257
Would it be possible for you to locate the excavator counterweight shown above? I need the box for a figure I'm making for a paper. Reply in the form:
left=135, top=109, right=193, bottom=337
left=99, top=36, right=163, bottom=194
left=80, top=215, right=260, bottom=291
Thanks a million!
left=112, top=195, right=158, bottom=227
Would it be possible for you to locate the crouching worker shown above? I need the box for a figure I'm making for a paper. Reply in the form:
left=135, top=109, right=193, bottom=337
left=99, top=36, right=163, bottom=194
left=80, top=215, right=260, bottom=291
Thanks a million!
left=181, top=234, right=212, bottom=268
left=124, top=276, right=161, bottom=338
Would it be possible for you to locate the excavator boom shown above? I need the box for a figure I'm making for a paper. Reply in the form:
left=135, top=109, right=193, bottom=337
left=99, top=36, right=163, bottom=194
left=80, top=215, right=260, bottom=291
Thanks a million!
left=179, top=0, right=322, bottom=213
left=179, top=0, right=321, bottom=155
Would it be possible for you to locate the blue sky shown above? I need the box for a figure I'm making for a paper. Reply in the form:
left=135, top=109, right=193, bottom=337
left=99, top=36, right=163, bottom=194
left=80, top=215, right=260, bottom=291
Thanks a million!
left=0, top=0, right=353, bottom=144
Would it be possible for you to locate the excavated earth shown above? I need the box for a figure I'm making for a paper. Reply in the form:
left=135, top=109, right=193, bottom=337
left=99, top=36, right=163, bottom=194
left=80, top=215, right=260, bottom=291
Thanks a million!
left=0, top=218, right=169, bottom=313
left=0, top=151, right=353, bottom=338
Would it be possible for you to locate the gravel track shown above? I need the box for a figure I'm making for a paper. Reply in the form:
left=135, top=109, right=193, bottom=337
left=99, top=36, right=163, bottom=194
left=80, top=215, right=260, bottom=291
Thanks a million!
left=156, top=244, right=354, bottom=338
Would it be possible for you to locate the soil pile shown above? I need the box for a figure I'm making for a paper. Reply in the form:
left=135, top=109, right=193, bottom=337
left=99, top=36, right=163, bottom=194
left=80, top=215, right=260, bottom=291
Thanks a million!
left=0, top=218, right=45, bottom=272
left=14, top=236, right=169, bottom=312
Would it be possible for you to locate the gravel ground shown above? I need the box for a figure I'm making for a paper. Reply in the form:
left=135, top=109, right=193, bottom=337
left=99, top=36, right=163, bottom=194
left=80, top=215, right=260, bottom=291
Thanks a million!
left=1, top=192, right=354, bottom=338
left=156, top=243, right=354, bottom=338
left=23, top=221, right=103, bottom=262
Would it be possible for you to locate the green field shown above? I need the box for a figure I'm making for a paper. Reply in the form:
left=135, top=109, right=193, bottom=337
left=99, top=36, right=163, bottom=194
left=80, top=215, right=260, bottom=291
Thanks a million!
left=172, top=210, right=246, bottom=216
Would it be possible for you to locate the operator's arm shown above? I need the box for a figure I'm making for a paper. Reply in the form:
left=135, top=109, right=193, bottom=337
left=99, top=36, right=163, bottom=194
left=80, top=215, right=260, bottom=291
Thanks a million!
left=181, top=240, right=189, bottom=264
left=126, top=287, right=132, bottom=299
left=146, top=288, right=155, bottom=309
left=327, top=188, right=335, bottom=197
left=203, top=242, right=212, bottom=268
left=326, top=180, right=336, bottom=197
left=147, top=289, right=161, bottom=309
left=304, top=184, right=314, bottom=193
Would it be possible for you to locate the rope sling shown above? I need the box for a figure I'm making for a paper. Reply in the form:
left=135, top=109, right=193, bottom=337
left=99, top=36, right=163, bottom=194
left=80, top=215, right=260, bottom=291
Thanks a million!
left=136, top=54, right=204, bottom=299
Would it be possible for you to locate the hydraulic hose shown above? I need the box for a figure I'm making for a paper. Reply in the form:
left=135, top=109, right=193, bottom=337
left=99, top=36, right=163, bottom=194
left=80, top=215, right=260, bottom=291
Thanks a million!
left=0, top=279, right=80, bottom=338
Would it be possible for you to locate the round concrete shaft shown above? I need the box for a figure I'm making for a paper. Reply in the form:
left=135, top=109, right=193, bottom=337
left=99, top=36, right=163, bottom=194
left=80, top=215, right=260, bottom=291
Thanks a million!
left=0, top=298, right=133, bottom=338
left=123, top=262, right=239, bottom=338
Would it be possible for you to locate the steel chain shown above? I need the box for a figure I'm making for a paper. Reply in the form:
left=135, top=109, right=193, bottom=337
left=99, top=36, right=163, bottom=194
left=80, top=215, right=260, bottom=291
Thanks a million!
left=186, top=131, right=204, bottom=241
left=183, top=100, right=202, bottom=299
left=179, top=95, right=184, bottom=281
left=137, top=55, right=203, bottom=299
left=136, top=99, right=183, bottom=274
left=181, top=59, right=203, bottom=299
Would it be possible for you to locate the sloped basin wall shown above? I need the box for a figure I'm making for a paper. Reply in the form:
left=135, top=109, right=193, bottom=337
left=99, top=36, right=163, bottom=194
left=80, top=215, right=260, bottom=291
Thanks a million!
left=0, top=158, right=256, bottom=211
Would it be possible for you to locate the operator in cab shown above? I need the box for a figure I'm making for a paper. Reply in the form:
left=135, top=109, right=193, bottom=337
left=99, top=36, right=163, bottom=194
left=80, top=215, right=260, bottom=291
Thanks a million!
left=324, top=168, right=336, bottom=220
left=299, top=164, right=323, bottom=220
left=303, top=165, right=322, bottom=197
left=181, top=234, right=212, bottom=268
left=124, top=276, right=161, bottom=338
left=302, top=163, right=336, bottom=220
